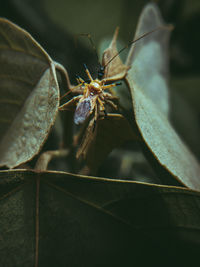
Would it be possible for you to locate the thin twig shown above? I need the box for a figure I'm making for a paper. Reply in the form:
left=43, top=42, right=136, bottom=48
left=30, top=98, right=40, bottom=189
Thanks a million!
left=35, top=149, right=69, bottom=171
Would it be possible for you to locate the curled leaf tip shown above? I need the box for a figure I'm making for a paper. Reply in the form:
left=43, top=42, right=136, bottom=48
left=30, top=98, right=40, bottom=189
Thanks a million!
left=110, top=26, right=120, bottom=46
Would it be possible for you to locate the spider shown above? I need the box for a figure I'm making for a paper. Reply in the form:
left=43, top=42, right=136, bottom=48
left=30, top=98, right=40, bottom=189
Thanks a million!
left=59, top=27, right=163, bottom=127
left=60, top=63, right=121, bottom=126
left=59, top=27, right=127, bottom=126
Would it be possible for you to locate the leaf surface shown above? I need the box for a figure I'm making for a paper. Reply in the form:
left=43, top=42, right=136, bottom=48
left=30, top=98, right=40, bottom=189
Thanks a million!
left=0, top=19, right=60, bottom=168
left=126, top=3, right=171, bottom=116
left=125, top=3, right=200, bottom=190
left=102, top=27, right=129, bottom=81
left=0, top=169, right=200, bottom=266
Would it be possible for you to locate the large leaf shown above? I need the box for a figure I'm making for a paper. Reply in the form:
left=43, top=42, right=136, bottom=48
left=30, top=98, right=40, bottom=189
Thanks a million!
left=125, top=3, right=200, bottom=190
left=126, top=3, right=171, bottom=117
left=0, top=19, right=60, bottom=168
left=0, top=169, right=200, bottom=266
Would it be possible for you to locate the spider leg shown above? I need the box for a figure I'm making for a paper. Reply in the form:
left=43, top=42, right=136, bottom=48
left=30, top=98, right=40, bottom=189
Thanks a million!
left=102, top=81, right=121, bottom=90
left=105, top=99, right=118, bottom=110
left=60, top=82, right=84, bottom=100
left=97, top=97, right=105, bottom=110
left=103, top=92, right=118, bottom=101
left=59, top=95, right=82, bottom=110
left=99, top=92, right=118, bottom=114
left=84, top=63, right=93, bottom=82
left=76, top=75, right=85, bottom=84
left=98, top=97, right=109, bottom=116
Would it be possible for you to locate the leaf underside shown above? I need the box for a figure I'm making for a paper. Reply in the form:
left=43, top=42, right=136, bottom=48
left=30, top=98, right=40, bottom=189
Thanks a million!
left=0, top=169, right=200, bottom=266
left=125, top=3, right=200, bottom=190
left=0, top=19, right=60, bottom=168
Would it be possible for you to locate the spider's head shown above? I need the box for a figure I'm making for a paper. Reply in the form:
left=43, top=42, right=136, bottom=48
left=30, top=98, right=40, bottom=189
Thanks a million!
left=88, top=80, right=102, bottom=94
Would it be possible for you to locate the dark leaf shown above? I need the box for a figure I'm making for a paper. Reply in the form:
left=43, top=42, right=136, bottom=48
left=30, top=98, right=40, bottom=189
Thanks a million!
left=0, top=169, right=200, bottom=266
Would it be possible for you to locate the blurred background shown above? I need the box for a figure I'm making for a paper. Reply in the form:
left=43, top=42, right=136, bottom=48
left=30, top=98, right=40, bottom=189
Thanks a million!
left=1, top=0, right=200, bottom=169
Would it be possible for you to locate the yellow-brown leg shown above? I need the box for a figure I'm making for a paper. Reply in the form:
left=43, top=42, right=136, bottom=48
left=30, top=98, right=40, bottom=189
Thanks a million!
left=97, top=97, right=105, bottom=111
left=60, top=83, right=84, bottom=100
left=105, top=99, right=118, bottom=110
left=84, top=64, right=93, bottom=82
left=59, top=95, right=82, bottom=111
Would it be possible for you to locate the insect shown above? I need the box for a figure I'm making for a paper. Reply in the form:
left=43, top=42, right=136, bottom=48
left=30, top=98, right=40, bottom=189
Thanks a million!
left=59, top=30, right=124, bottom=126
left=69, top=64, right=121, bottom=126
left=59, top=27, right=166, bottom=127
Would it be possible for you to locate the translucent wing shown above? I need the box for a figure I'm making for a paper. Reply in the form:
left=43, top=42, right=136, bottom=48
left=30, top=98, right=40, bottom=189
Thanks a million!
left=74, top=98, right=92, bottom=125
left=74, top=95, right=98, bottom=125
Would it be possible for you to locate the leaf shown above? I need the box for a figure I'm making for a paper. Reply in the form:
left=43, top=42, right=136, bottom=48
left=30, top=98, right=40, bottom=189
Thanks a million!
left=77, top=114, right=137, bottom=173
left=102, top=27, right=129, bottom=81
left=0, top=169, right=200, bottom=266
left=0, top=19, right=60, bottom=168
left=125, top=3, right=200, bottom=190
left=126, top=3, right=171, bottom=116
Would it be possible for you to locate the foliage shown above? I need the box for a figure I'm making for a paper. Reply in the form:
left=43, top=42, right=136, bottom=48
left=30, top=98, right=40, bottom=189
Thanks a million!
left=0, top=2, right=200, bottom=266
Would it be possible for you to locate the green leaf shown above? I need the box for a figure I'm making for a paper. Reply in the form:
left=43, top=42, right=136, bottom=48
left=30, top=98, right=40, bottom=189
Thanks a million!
left=126, top=3, right=171, bottom=116
left=0, top=19, right=60, bottom=168
left=125, top=3, right=200, bottom=190
left=0, top=169, right=200, bottom=266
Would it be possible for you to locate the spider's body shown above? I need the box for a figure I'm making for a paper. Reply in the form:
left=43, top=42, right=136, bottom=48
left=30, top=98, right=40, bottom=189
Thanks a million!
left=60, top=65, right=119, bottom=125
left=59, top=27, right=133, bottom=126
left=59, top=26, right=166, bottom=126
